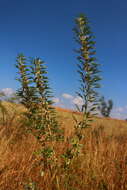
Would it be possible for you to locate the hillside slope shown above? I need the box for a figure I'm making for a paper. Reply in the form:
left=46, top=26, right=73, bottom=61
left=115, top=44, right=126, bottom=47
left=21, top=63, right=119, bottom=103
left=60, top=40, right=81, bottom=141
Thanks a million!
left=0, top=104, right=127, bottom=190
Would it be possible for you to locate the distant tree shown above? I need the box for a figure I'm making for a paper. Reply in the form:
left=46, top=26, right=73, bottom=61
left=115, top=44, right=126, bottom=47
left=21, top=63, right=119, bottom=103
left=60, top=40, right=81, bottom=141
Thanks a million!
left=98, top=96, right=113, bottom=117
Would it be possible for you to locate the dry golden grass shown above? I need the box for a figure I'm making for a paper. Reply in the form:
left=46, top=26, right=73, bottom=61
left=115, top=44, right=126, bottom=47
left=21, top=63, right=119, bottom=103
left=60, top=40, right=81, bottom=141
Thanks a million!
left=0, top=104, right=127, bottom=189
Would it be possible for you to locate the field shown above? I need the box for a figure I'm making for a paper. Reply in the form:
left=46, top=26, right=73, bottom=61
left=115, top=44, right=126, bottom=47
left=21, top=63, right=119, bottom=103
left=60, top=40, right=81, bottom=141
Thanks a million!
left=0, top=103, right=127, bottom=190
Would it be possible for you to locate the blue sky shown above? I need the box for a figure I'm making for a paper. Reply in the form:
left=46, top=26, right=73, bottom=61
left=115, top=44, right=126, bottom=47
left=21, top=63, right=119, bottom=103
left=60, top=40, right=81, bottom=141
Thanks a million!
left=0, top=0, right=127, bottom=119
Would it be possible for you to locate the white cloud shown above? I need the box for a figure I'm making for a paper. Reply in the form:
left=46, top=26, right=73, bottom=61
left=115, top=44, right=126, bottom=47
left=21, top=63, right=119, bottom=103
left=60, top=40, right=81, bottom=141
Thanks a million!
left=113, top=106, right=127, bottom=114
left=111, top=105, right=127, bottom=119
left=61, top=93, right=84, bottom=108
left=53, top=97, right=60, bottom=104
left=1, top=88, right=14, bottom=96
left=115, top=107, right=124, bottom=113
left=62, top=93, right=73, bottom=99
left=72, top=96, right=83, bottom=106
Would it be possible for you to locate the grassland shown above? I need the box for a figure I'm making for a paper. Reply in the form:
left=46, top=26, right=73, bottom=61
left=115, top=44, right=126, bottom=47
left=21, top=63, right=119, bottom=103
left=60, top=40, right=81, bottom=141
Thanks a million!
left=0, top=103, right=127, bottom=190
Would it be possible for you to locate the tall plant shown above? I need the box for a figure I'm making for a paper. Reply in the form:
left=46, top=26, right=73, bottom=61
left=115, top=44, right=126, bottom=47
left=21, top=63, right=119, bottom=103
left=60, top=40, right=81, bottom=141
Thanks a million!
left=30, top=57, right=62, bottom=141
left=16, top=54, right=63, bottom=187
left=16, top=54, right=36, bottom=109
left=16, top=54, right=62, bottom=139
left=73, top=14, right=101, bottom=129
left=62, top=14, right=101, bottom=169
